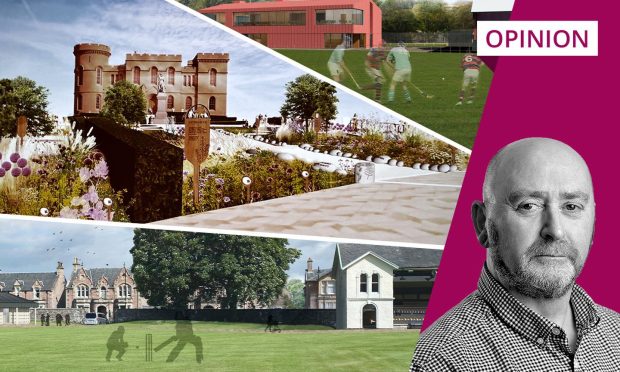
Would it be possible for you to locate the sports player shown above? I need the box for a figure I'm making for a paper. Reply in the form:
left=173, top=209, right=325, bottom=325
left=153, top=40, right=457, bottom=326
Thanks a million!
left=386, top=42, right=412, bottom=103
left=327, top=37, right=348, bottom=82
left=456, top=53, right=484, bottom=105
left=362, top=44, right=387, bottom=101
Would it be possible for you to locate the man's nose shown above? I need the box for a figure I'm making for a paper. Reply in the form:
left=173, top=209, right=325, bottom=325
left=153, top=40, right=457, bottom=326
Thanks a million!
left=540, top=207, right=565, bottom=241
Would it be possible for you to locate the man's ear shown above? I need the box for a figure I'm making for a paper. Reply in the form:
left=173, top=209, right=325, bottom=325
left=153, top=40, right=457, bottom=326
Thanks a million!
left=471, top=201, right=489, bottom=248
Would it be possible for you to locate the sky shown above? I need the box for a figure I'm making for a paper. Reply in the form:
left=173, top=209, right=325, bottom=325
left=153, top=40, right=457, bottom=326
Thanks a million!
left=0, top=217, right=335, bottom=282
left=0, top=0, right=400, bottom=124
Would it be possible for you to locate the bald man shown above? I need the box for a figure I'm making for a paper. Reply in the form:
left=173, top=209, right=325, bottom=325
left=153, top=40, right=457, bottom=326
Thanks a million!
left=410, top=138, right=620, bottom=371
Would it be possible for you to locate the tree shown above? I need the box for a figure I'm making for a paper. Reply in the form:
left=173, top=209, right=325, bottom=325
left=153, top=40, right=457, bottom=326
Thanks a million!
left=380, top=0, right=418, bottom=33
left=0, top=76, right=55, bottom=137
left=280, top=74, right=338, bottom=132
left=130, top=229, right=301, bottom=310
left=284, top=279, right=305, bottom=309
left=448, top=2, right=474, bottom=30
left=413, top=0, right=451, bottom=32
left=99, top=80, right=147, bottom=126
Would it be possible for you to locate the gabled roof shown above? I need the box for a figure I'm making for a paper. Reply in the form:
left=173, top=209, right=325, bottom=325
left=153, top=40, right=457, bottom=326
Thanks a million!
left=69, top=267, right=131, bottom=287
left=305, top=268, right=332, bottom=282
left=202, top=0, right=370, bottom=12
left=336, top=244, right=442, bottom=270
left=0, top=272, right=59, bottom=291
left=0, top=292, right=37, bottom=308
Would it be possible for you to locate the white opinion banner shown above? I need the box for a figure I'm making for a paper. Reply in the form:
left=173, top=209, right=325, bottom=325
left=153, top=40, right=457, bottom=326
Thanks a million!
left=477, top=21, right=598, bottom=56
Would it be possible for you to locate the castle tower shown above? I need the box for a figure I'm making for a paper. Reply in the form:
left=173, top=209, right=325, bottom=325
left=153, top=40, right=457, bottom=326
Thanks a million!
left=73, top=43, right=111, bottom=115
left=192, top=53, right=229, bottom=117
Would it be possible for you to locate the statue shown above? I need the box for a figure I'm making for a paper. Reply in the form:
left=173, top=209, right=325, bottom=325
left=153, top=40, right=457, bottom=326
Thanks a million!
left=156, top=73, right=165, bottom=93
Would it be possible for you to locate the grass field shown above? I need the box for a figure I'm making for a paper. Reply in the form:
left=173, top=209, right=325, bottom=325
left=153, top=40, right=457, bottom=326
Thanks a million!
left=277, top=49, right=493, bottom=149
left=0, top=321, right=418, bottom=371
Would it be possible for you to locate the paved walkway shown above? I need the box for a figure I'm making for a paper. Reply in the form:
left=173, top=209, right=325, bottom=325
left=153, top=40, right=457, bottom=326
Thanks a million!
left=153, top=171, right=464, bottom=247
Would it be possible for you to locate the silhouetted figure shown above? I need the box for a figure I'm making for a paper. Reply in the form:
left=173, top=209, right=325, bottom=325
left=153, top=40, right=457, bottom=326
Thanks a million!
left=45, top=313, right=50, bottom=326
left=40, top=313, right=45, bottom=326
left=265, top=314, right=281, bottom=333
left=56, top=313, right=63, bottom=326
left=65, top=314, right=70, bottom=326
left=154, top=321, right=203, bottom=363
left=106, top=326, right=128, bottom=361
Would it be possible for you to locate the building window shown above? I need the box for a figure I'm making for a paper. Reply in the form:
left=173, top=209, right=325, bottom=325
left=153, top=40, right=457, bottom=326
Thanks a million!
left=119, top=284, right=132, bottom=298
left=151, top=67, right=159, bottom=85
left=77, top=66, right=84, bottom=86
left=185, top=96, right=192, bottom=111
left=371, top=273, right=379, bottom=292
left=325, top=302, right=336, bottom=309
left=133, top=67, right=140, bottom=84
left=321, top=280, right=336, bottom=295
left=209, top=68, right=217, bottom=86
left=100, top=287, right=107, bottom=300
left=168, top=67, right=175, bottom=85
left=192, top=75, right=197, bottom=86
left=209, top=96, right=216, bottom=111
left=316, top=9, right=363, bottom=25
left=245, top=34, right=268, bottom=45
left=96, top=94, right=101, bottom=110
left=14, top=285, right=21, bottom=295
left=34, top=287, right=41, bottom=299
left=167, top=95, right=174, bottom=110
left=77, top=95, right=83, bottom=111
left=111, top=74, right=115, bottom=84
left=96, top=66, right=102, bottom=85
left=233, top=11, right=306, bottom=26
left=206, top=13, right=226, bottom=24
left=360, top=273, right=367, bottom=293
left=77, top=285, right=89, bottom=298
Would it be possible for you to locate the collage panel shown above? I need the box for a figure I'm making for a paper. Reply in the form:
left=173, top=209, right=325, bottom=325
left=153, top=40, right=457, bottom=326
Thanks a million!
left=0, top=217, right=440, bottom=370
left=0, top=0, right=467, bottom=249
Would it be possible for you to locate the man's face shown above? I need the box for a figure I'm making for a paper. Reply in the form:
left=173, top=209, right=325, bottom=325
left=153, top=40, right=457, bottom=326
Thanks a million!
left=484, top=141, right=595, bottom=298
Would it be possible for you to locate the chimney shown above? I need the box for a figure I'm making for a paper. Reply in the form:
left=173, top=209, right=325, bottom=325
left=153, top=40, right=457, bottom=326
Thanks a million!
left=306, top=257, right=313, bottom=272
left=72, top=257, right=80, bottom=273
left=56, top=262, right=64, bottom=277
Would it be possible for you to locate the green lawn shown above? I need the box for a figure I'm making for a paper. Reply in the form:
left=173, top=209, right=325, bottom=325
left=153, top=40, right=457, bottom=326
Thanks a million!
left=277, top=49, right=492, bottom=149
left=0, top=321, right=418, bottom=371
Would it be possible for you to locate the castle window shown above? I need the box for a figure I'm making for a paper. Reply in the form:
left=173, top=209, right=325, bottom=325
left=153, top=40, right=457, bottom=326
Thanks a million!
left=151, top=67, right=158, bottom=84
left=77, top=66, right=84, bottom=86
left=96, top=94, right=101, bottom=110
left=111, top=74, right=115, bottom=84
left=100, top=286, right=107, bottom=300
left=209, top=96, right=216, bottom=111
left=96, top=66, right=102, bottom=85
left=209, top=68, right=217, bottom=86
left=77, top=284, right=89, bottom=298
left=360, top=273, right=367, bottom=293
left=168, top=67, right=175, bottom=85
left=371, top=273, right=379, bottom=292
left=185, top=96, right=192, bottom=111
left=167, top=95, right=174, bottom=110
left=119, top=284, right=132, bottom=298
left=133, top=67, right=141, bottom=84
left=77, top=95, right=83, bottom=111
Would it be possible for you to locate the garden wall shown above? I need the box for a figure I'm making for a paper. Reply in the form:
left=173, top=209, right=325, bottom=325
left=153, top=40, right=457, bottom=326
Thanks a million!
left=72, top=117, right=184, bottom=222
left=114, top=309, right=336, bottom=327
left=29, top=308, right=88, bottom=324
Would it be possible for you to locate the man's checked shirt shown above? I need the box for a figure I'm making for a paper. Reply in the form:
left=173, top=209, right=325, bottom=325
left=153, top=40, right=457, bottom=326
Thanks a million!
left=410, top=265, right=620, bottom=371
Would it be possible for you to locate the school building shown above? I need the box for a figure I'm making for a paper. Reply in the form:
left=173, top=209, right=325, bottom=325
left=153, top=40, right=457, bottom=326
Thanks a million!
left=200, top=0, right=382, bottom=49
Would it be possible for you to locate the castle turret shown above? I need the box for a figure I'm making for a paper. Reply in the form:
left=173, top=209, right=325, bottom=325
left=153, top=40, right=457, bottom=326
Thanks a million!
left=73, top=43, right=111, bottom=115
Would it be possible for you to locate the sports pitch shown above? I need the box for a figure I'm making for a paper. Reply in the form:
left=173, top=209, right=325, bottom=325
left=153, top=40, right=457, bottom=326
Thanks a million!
left=0, top=321, right=418, bottom=371
left=277, top=49, right=492, bottom=149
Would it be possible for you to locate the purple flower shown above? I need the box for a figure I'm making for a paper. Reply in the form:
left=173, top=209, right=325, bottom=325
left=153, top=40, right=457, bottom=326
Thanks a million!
left=22, top=167, right=31, bottom=177
left=11, top=168, right=21, bottom=177
left=92, top=160, right=108, bottom=179
left=9, top=153, right=20, bottom=163
left=17, top=158, right=27, bottom=168
left=82, top=185, right=99, bottom=204
left=183, top=170, right=189, bottom=176
left=0, top=169, right=5, bottom=177
left=84, top=158, right=93, bottom=166
left=59, top=207, right=79, bottom=219
left=215, top=178, right=225, bottom=185
left=78, top=167, right=91, bottom=183
left=1, top=162, right=11, bottom=171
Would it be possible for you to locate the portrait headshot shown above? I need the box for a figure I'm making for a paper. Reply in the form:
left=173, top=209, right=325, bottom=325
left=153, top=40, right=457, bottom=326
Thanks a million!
left=410, top=138, right=620, bottom=371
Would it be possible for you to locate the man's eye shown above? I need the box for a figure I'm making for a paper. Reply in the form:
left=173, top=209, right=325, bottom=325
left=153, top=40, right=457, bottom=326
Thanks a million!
left=517, top=203, right=541, bottom=212
left=564, top=203, right=583, bottom=212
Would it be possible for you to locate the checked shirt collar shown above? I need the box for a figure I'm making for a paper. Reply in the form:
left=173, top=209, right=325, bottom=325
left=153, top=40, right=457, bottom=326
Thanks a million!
left=478, top=264, right=600, bottom=350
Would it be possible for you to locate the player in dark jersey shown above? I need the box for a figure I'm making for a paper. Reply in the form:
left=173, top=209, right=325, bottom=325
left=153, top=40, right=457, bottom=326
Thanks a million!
left=362, top=45, right=387, bottom=101
left=456, top=53, right=484, bottom=105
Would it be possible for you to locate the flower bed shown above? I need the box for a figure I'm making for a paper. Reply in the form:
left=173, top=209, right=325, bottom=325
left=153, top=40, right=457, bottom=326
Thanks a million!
left=182, top=150, right=354, bottom=214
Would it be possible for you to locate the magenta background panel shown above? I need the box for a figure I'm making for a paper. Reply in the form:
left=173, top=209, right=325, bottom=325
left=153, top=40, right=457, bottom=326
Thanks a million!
left=423, top=0, right=620, bottom=330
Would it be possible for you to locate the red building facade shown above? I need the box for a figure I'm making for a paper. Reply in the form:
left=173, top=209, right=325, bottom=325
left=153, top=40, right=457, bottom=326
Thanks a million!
left=201, top=0, right=382, bottom=49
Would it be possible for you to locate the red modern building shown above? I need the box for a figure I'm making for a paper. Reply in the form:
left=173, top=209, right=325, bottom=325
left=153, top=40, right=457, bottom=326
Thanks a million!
left=201, top=0, right=382, bottom=49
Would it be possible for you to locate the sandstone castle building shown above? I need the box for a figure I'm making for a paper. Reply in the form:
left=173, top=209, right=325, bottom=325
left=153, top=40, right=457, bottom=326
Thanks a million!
left=73, top=43, right=229, bottom=121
